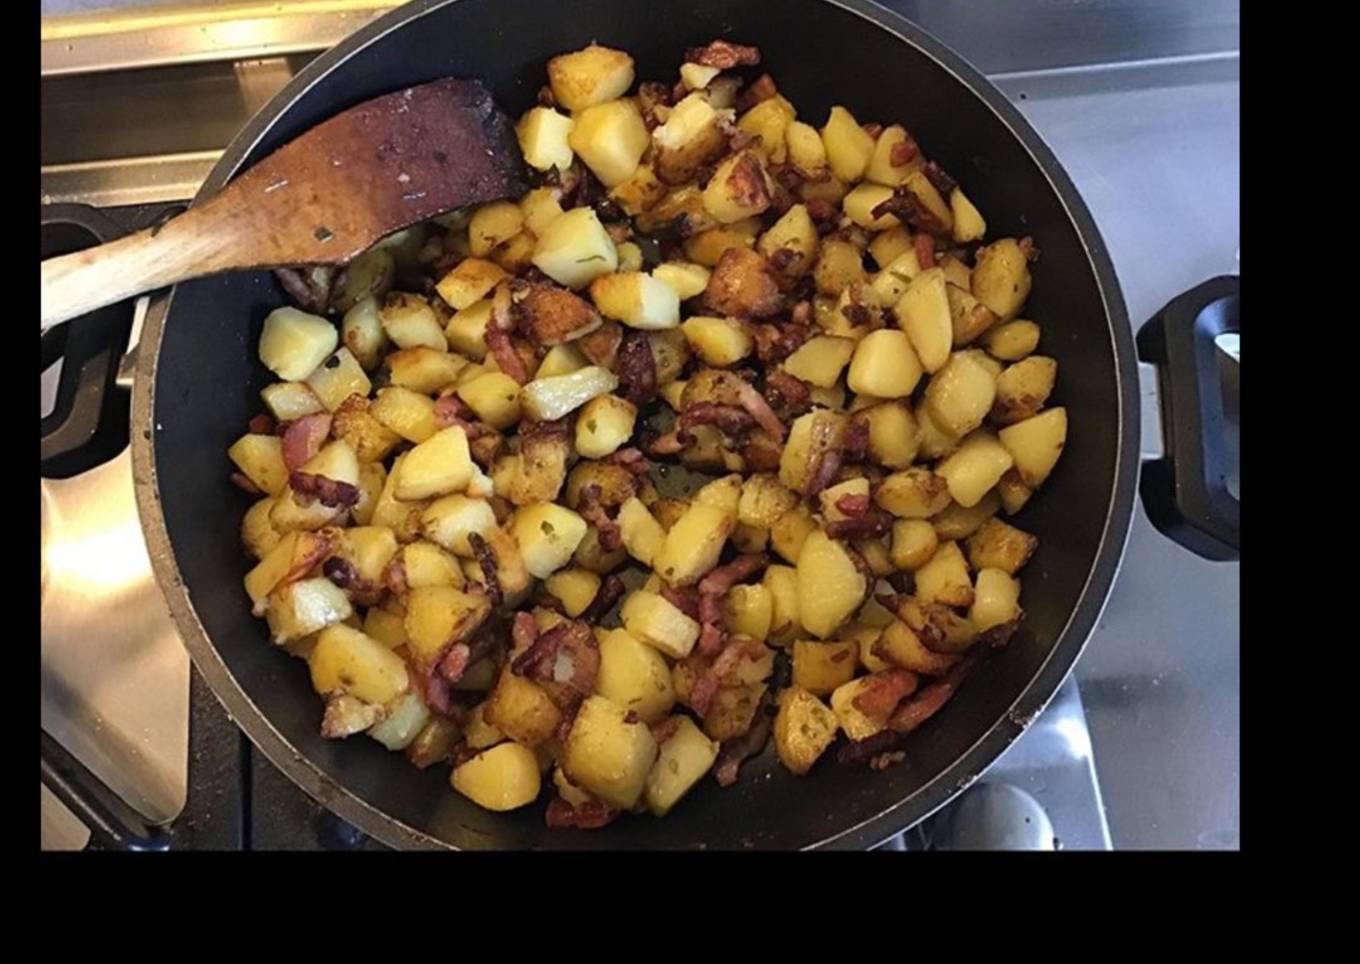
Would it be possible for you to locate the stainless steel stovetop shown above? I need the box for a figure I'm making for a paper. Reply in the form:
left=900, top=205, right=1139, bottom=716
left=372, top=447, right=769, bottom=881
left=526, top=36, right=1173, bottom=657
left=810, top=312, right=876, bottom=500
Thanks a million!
left=40, top=0, right=1239, bottom=851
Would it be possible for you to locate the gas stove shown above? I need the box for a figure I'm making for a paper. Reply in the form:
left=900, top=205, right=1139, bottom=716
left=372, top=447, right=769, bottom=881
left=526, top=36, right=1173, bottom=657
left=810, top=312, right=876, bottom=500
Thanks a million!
left=40, top=0, right=1239, bottom=851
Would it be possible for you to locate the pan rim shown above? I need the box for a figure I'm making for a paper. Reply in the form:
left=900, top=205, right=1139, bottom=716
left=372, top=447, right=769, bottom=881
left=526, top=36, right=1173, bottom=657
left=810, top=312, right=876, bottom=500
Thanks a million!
left=131, top=0, right=1138, bottom=851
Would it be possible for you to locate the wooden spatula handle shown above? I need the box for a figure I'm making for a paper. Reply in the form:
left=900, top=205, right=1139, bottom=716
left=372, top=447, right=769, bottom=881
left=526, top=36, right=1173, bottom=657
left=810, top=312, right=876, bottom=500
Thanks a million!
left=40, top=206, right=243, bottom=331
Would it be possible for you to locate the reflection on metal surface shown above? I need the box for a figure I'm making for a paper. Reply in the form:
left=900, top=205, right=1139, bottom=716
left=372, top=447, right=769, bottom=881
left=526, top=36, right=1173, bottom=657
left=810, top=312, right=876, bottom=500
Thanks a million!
left=41, top=448, right=189, bottom=850
left=41, top=1, right=402, bottom=75
left=1137, top=362, right=1164, bottom=462
left=40, top=783, right=90, bottom=851
left=42, top=153, right=222, bottom=207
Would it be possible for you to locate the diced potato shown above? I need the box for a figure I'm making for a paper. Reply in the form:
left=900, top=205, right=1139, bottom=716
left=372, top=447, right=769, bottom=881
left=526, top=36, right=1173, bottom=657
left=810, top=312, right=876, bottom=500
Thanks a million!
left=228, top=434, right=289, bottom=496
left=680, top=316, right=753, bottom=367
left=782, top=335, right=855, bottom=388
left=757, top=203, right=818, bottom=277
left=774, top=687, right=840, bottom=775
left=456, top=371, right=522, bottom=431
left=243, top=529, right=336, bottom=614
left=350, top=462, right=386, bottom=526
left=847, top=329, right=922, bottom=398
left=610, top=165, right=667, bottom=219
left=610, top=496, right=662, bottom=567
left=532, top=207, right=619, bottom=289
left=573, top=526, right=628, bottom=574
left=516, top=106, right=575, bottom=172
left=819, top=478, right=870, bottom=522
left=723, top=584, right=774, bottom=642
left=332, top=249, right=395, bottom=315
left=468, top=202, right=525, bottom=259
left=261, top=381, right=324, bottom=422
left=843, top=183, right=900, bottom=230
left=945, top=283, right=997, bottom=349
left=652, top=502, right=734, bottom=587
left=950, top=187, right=986, bottom=242
left=406, top=716, right=462, bottom=769
left=485, top=668, right=562, bottom=748
left=799, top=175, right=847, bottom=206
left=864, top=124, right=918, bottom=186
left=900, top=169, right=954, bottom=233
left=966, top=517, right=1038, bottom=574
left=378, top=292, right=445, bottom=351
left=869, top=227, right=914, bottom=271
left=420, top=494, right=497, bottom=557
left=913, top=400, right=958, bottom=461
left=875, top=619, right=958, bottom=675
left=820, top=105, right=875, bottom=182
left=385, top=347, right=466, bottom=395
left=569, top=98, right=650, bottom=187
left=891, top=518, right=939, bottom=571
left=339, top=525, right=399, bottom=586
left=893, top=268, right=952, bottom=373
left=926, top=351, right=997, bottom=438
left=443, top=298, right=493, bottom=360
left=779, top=409, right=848, bottom=494
left=737, top=95, right=796, bottom=161
left=652, top=261, right=711, bottom=300
left=596, top=628, right=675, bottom=724
left=589, top=271, right=680, bottom=330
left=258, top=307, right=338, bottom=381
left=510, top=503, right=589, bottom=579
left=731, top=522, right=769, bottom=554
left=520, top=188, right=567, bottom=239
left=621, top=589, right=699, bottom=660
left=393, top=426, right=473, bottom=501
left=679, top=62, right=720, bottom=90
left=998, top=407, right=1067, bottom=488
left=992, top=356, right=1058, bottom=426
left=563, top=695, right=658, bottom=809
left=971, top=568, right=1022, bottom=632
left=876, top=467, right=951, bottom=518
left=769, top=503, right=816, bottom=565
left=861, top=401, right=920, bottom=469
left=813, top=239, right=867, bottom=297
left=363, top=606, right=406, bottom=649
left=763, top=564, right=800, bottom=641
left=451, top=742, right=542, bottom=811
left=644, top=716, right=718, bottom=816
left=785, top=119, right=828, bottom=173
left=367, top=691, right=431, bottom=751
left=400, top=540, right=464, bottom=590
left=792, top=640, right=858, bottom=696
left=545, top=568, right=603, bottom=617
left=984, top=319, right=1041, bottom=362
left=702, top=149, right=773, bottom=224
left=797, top=529, right=868, bottom=638
left=241, top=496, right=281, bottom=560
left=268, top=577, right=353, bottom=646
left=737, top=474, right=799, bottom=529
left=830, top=676, right=888, bottom=741
left=915, top=541, right=974, bottom=607
left=327, top=394, right=397, bottom=463
left=547, top=43, right=635, bottom=111
left=435, top=257, right=507, bottom=312
left=371, top=386, right=438, bottom=443
left=521, top=365, right=619, bottom=421
left=702, top=682, right=769, bottom=742
left=535, top=343, right=589, bottom=380
left=296, top=440, right=359, bottom=490
left=307, top=623, right=407, bottom=703
left=653, top=92, right=726, bottom=184
left=683, top=226, right=758, bottom=267
left=972, top=238, right=1032, bottom=321
left=851, top=622, right=892, bottom=672
left=569, top=394, right=635, bottom=459
left=936, top=430, right=1014, bottom=508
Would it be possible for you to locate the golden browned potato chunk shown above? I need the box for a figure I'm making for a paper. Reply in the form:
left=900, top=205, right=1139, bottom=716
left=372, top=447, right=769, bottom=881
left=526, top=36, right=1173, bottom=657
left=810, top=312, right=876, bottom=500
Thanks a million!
left=704, top=247, right=783, bottom=318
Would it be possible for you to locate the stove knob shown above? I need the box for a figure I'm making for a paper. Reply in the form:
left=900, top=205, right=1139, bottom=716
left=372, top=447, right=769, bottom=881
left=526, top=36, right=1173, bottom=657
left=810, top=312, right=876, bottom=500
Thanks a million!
left=931, top=783, right=1056, bottom=851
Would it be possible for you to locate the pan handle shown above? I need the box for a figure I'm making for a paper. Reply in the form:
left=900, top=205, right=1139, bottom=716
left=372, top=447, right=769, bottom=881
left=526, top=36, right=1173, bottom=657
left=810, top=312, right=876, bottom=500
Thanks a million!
left=41, top=730, right=170, bottom=852
left=1135, top=276, right=1240, bottom=561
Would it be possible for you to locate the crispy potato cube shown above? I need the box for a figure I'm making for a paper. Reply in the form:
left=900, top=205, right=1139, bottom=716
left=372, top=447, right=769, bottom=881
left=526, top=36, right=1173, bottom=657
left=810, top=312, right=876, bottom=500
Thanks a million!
left=589, top=271, right=680, bottom=330
left=510, top=503, right=589, bottom=579
left=813, top=239, right=867, bottom=298
left=847, top=329, right=923, bottom=398
left=915, top=541, right=974, bottom=607
left=782, top=335, right=855, bottom=388
left=338, top=525, right=399, bottom=586
left=653, top=503, right=734, bottom=586
left=971, top=568, right=1022, bottom=632
left=241, top=496, right=281, bottom=560
left=456, top=371, right=522, bottom=430
left=451, top=742, right=542, bottom=811
left=228, top=433, right=289, bottom=496
left=365, top=691, right=430, bottom=749
left=564, top=695, right=658, bottom=809
left=420, top=494, right=497, bottom=557
left=574, top=394, right=638, bottom=458
left=703, top=682, right=768, bottom=742
left=516, top=106, right=575, bottom=172
left=532, top=207, right=619, bottom=289
left=399, top=540, right=464, bottom=590
left=876, top=619, right=958, bottom=675
left=984, top=319, right=1041, bottom=362
left=547, top=43, right=635, bottom=111
left=737, top=95, right=796, bottom=161
left=444, top=298, right=493, bottom=360
left=268, top=577, right=353, bottom=645
left=876, top=467, right=951, bottom=518
left=738, top=474, right=800, bottom=529
left=992, top=356, right=1058, bottom=426
left=680, top=316, right=753, bottom=366
left=621, top=590, right=701, bottom=659
left=535, top=342, right=589, bottom=379
left=393, top=426, right=473, bottom=501
left=998, top=407, right=1067, bottom=488
left=785, top=119, right=829, bottom=173
left=379, top=292, right=445, bottom=350
left=615, top=496, right=665, bottom=567
left=468, top=201, right=525, bottom=259
left=891, top=519, right=939, bottom=571
left=520, top=187, right=566, bottom=237
left=774, top=687, right=840, bottom=775
left=652, top=261, right=711, bottom=301
left=843, top=182, right=900, bottom=230
left=945, top=284, right=997, bottom=349
left=723, top=584, right=774, bottom=642
left=486, top=668, right=562, bottom=748
left=900, top=169, right=954, bottom=233
left=894, top=267, right=952, bottom=373
left=405, top=716, right=462, bottom=768
left=653, top=92, right=726, bottom=184
left=333, top=249, right=395, bottom=315
left=350, top=462, right=386, bottom=526
left=830, top=675, right=888, bottom=741
left=261, top=381, right=324, bottom=422
left=521, top=365, right=619, bottom=421
left=972, top=238, right=1032, bottom=321
left=966, top=517, right=1038, bottom=574
left=820, top=477, right=871, bottom=522
left=926, top=350, right=997, bottom=438
left=757, top=203, right=818, bottom=277
left=861, top=401, right=920, bottom=469
left=702, top=149, right=773, bottom=224
left=545, top=568, right=603, bottom=617
left=936, top=430, right=1014, bottom=508
left=258, top=306, right=338, bottom=381
left=463, top=702, right=505, bottom=750
left=797, top=529, right=868, bottom=638
left=869, top=227, right=914, bottom=270
left=569, top=98, right=650, bottom=187
left=307, top=623, right=407, bottom=704
left=597, top=628, right=675, bottom=724
left=820, top=105, right=875, bottom=182
left=792, top=640, right=858, bottom=696
left=705, top=247, right=782, bottom=318
left=610, top=164, right=667, bottom=217
left=950, top=187, right=986, bottom=242
left=864, top=124, right=918, bottom=187
left=363, top=606, right=406, bottom=649
left=330, top=394, right=399, bottom=463
left=243, top=529, right=337, bottom=614
left=386, top=347, right=467, bottom=394
left=683, top=226, right=758, bottom=267
left=779, top=409, right=848, bottom=493
left=763, top=564, right=801, bottom=641
left=770, top=503, right=817, bottom=565
left=644, top=716, right=718, bottom=816
left=370, top=386, right=438, bottom=443
left=435, top=257, right=507, bottom=312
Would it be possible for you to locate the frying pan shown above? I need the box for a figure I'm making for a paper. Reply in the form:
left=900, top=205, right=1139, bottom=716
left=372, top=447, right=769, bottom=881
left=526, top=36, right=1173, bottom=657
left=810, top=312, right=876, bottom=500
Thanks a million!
left=43, top=0, right=1239, bottom=849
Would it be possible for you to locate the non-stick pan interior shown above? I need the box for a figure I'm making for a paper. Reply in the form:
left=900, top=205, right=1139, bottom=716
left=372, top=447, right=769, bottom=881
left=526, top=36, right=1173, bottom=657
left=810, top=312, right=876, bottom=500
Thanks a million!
left=148, top=0, right=1130, bottom=849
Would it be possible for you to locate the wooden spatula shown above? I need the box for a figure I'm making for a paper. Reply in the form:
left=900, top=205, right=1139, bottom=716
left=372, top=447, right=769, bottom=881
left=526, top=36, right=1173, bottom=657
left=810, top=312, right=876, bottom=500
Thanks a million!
left=40, top=78, right=527, bottom=331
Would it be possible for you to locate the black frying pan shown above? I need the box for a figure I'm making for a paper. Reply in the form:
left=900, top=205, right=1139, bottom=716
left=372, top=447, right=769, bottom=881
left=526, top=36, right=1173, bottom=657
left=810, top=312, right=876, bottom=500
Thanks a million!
left=46, top=0, right=1238, bottom=849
